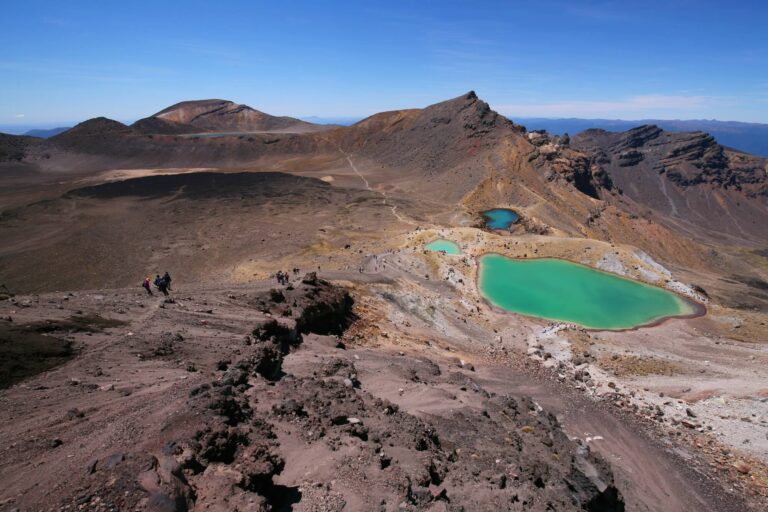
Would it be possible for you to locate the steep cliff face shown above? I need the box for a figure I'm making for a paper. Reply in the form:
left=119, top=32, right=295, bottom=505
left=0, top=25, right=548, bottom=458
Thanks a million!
left=525, top=130, right=614, bottom=199
left=572, top=126, right=768, bottom=241
left=573, top=125, right=767, bottom=197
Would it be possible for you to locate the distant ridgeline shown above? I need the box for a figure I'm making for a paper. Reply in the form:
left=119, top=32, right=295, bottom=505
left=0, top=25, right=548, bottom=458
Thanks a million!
left=513, top=117, right=768, bottom=157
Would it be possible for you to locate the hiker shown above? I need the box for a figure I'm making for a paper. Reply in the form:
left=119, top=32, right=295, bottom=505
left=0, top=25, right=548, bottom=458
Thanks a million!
left=163, top=271, right=172, bottom=291
left=282, top=270, right=290, bottom=284
left=154, top=274, right=163, bottom=289
left=276, top=271, right=284, bottom=285
left=157, top=276, right=170, bottom=296
left=142, top=277, right=153, bottom=296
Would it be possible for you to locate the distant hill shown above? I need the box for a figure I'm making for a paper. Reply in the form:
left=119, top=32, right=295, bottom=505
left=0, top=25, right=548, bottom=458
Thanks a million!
left=23, top=127, right=70, bottom=138
left=300, top=116, right=360, bottom=126
left=512, top=117, right=768, bottom=157
left=147, top=99, right=329, bottom=134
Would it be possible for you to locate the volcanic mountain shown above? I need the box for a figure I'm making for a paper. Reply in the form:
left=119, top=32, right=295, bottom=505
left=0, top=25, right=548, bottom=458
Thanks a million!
left=145, top=99, right=328, bottom=133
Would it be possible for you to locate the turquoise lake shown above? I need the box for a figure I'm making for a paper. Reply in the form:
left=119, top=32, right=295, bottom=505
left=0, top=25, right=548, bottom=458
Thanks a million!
left=425, top=239, right=461, bottom=255
left=482, top=208, right=519, bottom=230
left=478, top=255, right=700, bottom=330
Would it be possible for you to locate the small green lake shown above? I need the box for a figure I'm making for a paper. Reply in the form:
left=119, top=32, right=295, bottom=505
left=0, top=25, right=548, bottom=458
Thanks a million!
left=478, top=255, right=700, bottom=330
left=425, top=239, right=461, bottom=255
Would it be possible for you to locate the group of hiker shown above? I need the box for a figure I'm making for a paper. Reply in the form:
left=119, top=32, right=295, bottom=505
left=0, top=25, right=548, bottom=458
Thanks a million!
left=142, top=267, right=300, bottom=295
left=276, top=270, right=290, bottom=285
left=276, top=268, right=300, bottom=285
left=142, top=272, right=172, bottom=296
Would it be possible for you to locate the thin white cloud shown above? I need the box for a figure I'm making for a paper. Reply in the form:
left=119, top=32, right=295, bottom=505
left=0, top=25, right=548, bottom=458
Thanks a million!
left=14, top=113, right=25, bottom=118
left=495, top=94, right=730, bottom=119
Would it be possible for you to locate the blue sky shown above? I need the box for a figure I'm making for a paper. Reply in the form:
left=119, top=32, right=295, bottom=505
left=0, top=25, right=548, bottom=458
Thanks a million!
left=2, top=0, right=767, bottom=127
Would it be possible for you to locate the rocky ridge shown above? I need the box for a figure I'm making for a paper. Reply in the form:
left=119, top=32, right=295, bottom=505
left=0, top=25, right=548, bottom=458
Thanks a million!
left=0, top=276, right=625, bottom=511
left=524, top=130, right=614, bottom=199
left=572, top=125, right=768, bottom=197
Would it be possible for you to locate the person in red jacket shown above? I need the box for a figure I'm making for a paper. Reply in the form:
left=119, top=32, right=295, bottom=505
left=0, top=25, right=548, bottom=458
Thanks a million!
left=142, top=276, right=153, bottom=296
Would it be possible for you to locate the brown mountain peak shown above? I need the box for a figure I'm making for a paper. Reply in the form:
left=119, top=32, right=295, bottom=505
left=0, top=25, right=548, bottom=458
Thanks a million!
left=151, top=99, right=320, bottom=133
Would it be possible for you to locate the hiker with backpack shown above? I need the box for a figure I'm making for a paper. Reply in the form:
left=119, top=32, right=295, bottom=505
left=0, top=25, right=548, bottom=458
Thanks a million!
left=157, top=277, right=169, bottom=296
left=142, top=277, right=153, bottom=296
left=163, top=271, right=172, bottom=291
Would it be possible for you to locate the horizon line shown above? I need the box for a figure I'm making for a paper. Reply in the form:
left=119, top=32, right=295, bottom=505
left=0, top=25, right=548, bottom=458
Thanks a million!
left=3, top=113, right=768, bottom=133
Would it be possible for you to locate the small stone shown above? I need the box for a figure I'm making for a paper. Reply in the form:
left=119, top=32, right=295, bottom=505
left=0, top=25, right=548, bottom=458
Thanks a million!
left=734, top=462, right=751, bottom=474
left=85, top=459, right=98, bottom=475
left=66, top=408, right=85, bottom=420
left=102, top=452, right=125, bottom=469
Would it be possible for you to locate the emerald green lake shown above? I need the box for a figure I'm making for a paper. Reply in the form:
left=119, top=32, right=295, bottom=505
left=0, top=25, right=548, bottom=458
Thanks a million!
left=478, top=255, right=700, bottom=330
left=425, top=239, right=461, bottom=255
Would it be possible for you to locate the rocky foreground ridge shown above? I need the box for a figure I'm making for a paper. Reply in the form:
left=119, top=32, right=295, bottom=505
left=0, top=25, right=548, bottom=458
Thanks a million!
left=0, top=275, right=625, bottom=511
